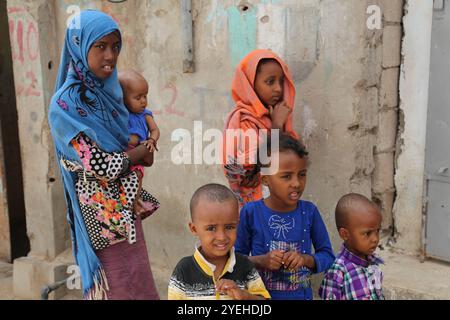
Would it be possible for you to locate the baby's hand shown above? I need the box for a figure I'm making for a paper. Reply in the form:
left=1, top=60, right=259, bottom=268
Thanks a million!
left=216, top=279, right=250, bottom=300
left=262, top=250, right=285, bottom=271
left=282, top=251, right=305, bottom=271
left=141, top=138, right=158, bottom=153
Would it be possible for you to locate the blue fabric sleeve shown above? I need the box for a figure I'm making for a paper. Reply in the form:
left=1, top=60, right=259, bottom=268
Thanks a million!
left=310, top=206, right=335, bottom=274
left=143, top=109, right=153, bottom=117
left=235, top=205, right=252, bottom=255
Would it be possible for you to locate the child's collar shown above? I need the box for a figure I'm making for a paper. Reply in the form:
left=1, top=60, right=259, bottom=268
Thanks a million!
left=193, top=244, right=236, bottom=278
left=340, top=244, right=384, bottom=267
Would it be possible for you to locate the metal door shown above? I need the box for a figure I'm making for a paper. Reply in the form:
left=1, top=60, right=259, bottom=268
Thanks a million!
left=425, top=0, right=450, bottom=262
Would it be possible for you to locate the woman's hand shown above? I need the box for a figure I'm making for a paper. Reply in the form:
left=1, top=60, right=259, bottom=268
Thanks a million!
left=127, top=144, right=154, bottom=167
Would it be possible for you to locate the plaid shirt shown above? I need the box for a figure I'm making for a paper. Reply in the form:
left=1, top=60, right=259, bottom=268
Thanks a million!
left=319, top=245, right=384, bottom=300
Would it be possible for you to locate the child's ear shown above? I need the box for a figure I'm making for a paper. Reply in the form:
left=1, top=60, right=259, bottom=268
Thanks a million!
left=338, top=227, right=349, bottom=241
left=188, top=222, right=198, bottom=236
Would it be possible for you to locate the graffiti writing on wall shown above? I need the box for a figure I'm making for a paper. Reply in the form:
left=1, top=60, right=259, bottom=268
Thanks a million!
left=8, top=6, right=41, bottom=97
left=150, top=83, right=233, bottom=120
left=152, top=82, right=185, bottom=118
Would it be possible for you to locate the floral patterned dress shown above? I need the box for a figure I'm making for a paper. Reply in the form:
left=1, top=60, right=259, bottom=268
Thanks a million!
left=61, top=132, right=159, bottom=251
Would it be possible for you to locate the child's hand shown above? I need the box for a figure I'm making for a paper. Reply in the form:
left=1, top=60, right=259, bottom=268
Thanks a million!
left=282, top=251, right=306, bottom=272
left=216, top=279, right=251, bottom=300
left=270, top=101, right=292, bottom=130
left=141, top=138, right=158, bottom=153
left=262, top=250, right=285, bottom=270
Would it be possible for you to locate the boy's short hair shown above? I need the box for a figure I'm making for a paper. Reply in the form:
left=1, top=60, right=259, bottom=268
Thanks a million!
left=190, top=184, right=237, bottom=220
left=335, top=193, right=379, bottom=230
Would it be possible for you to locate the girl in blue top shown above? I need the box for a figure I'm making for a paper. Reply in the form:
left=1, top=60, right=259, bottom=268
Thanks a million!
left=235, top=134, right=335, bottom=300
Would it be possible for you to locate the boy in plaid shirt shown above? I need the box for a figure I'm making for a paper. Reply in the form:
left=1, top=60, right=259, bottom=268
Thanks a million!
left=319, top=193, right=384, bottom=300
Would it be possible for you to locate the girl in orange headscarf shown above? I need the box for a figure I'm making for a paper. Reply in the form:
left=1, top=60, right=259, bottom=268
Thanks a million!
left=223, top=49, right=299, bottom=207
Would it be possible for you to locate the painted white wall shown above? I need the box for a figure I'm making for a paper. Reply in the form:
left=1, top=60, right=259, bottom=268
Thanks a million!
left=394, top=0, right=433, bottom=255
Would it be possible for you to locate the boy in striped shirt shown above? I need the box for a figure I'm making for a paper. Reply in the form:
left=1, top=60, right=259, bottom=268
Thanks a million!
left=168, top=184, right=270, bottom=300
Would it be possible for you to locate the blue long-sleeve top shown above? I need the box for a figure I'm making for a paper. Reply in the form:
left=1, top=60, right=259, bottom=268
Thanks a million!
left=235, top=199, right=335, bottom=300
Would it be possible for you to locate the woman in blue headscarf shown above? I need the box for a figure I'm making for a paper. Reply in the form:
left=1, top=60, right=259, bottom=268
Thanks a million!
left=48, top=10, right=159, bottom=300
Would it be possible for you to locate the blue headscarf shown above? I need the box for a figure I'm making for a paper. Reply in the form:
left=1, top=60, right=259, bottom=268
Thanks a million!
left=48, top=10, right=129, bottom=298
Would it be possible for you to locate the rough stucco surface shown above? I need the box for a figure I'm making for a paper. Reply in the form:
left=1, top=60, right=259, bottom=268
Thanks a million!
left=6, top=0, right=410, bottom=299
left=121, top=0, right=393, bottom=296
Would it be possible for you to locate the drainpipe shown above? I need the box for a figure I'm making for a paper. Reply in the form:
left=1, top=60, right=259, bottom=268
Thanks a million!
left=40, top=278, right=69, bottom=300
left=181, top=0, right=195, bottom=73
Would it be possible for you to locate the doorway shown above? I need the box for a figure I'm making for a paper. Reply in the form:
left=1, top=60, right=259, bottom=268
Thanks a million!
left=424, top=0, right=450, bottom=262
left=0, top=0, right=30, bottom=262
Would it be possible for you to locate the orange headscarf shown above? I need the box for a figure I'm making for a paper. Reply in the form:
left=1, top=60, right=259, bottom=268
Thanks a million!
left=226, top=49, right=299, bottom=138
left=223, top=49, right=299, bottom=206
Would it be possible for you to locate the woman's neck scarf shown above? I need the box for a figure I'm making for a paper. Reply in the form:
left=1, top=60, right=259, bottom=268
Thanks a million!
left=48, top=10, right=128, bottom=299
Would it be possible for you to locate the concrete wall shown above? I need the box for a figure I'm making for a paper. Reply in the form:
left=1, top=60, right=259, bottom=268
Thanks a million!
left=372, top=0, right=403, bottom=232
left=109, top=0, right=402, bottom=296
left=394, top=0, right=433, bottom=256
left=7, top=0, right=71, bottom=299
left=7, top=0, right=68, bottom=261
left=6, top=0, right=407, bottom=298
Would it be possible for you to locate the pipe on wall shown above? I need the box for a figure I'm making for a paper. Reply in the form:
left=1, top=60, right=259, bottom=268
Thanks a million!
left=181, top=0, right=195, bottom=73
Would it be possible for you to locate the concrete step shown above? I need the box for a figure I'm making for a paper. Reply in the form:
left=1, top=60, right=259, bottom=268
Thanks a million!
left=380, top=249, right=450, bottom=300
left=0, top=262, right=13, bottom=300
left=0, top=261, right=12, bottom=278
left=58, top=263, right=170, bottom=300
left=60, top=293, right=81, bottom=300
